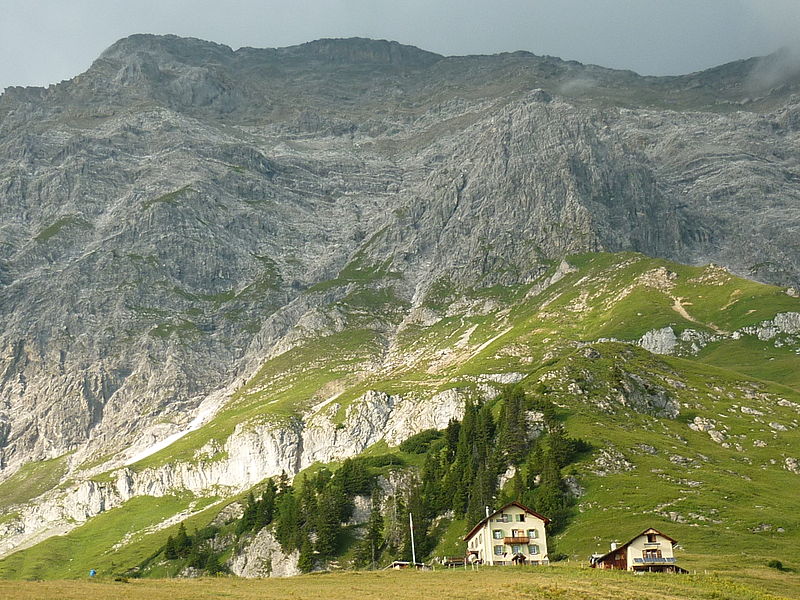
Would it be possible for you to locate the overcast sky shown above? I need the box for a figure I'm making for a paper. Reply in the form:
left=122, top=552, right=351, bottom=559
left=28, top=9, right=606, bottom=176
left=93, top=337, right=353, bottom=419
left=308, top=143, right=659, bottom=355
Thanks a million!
left=2, top=0, right=800, bottom=91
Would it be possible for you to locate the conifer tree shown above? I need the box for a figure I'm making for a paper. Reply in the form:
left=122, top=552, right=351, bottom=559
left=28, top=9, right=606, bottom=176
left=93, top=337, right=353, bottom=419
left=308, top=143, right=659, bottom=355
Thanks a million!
left=315, top=484, right=342, bottom=557
left=475, top=402, right=495, bottom=468
left=274, top=490, right=300, bottom=551
left=255, top=479, right=277, bottom=530
left=236, top=492, right=258, bottom=535
left=466, top=458, right=499, bottom=527
left=444, top=418, right=460, bottom=463
left=533, top=449, right=570, bottom=531
left=420, top=450, right=445, bottom=514
left=174, top=522, right=192, bottom=557
left=276, top=470, right=290, bottom=495
left=187, top=546, right=208, bottom=570
left=547, top=423, right=572, bottom=468
left=298, top=535, right=316, bottom=573
left=335, top=458, right=372, bottom=496
left=498, top=385, right=528, bottom=464
left=299, top=475, right=317, bottom=534
left=164, top=535, right=178, bottom=560
left=205, top=552, right=225, bottom=575
left=525, top=444, right=543, bottom=487
left=448, top=400, right=478, bottom=515
left=500, top=468, right=525, bottom=505
left=401, top=483, right=430, bottom=562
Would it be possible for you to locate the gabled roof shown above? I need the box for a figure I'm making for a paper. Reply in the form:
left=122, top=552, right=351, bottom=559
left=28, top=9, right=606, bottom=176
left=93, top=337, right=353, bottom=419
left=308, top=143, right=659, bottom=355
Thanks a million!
left=464, top=501, right=550, bottom=541
left=593, top=528, right=678, bottom=563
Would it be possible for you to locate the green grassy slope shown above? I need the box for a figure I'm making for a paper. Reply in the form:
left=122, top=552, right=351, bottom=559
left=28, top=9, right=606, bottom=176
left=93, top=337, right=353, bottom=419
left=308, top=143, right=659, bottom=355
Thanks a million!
left=0, top=495, right=220, bottom=580
left=125, top=252, right=800, bottom=471
left=2, top=251, right=798, bottom=582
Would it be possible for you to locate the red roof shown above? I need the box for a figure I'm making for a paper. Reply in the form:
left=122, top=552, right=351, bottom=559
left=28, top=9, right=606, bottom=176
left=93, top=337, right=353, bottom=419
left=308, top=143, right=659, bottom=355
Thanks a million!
left=464, top=501, right=551, bottom=541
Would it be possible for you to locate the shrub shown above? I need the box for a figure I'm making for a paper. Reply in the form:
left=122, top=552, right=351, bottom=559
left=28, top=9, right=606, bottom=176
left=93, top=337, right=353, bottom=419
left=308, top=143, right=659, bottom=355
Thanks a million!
left=399, top=429, right=443, bottom=454
left=358, top=453, right=405, bottom=468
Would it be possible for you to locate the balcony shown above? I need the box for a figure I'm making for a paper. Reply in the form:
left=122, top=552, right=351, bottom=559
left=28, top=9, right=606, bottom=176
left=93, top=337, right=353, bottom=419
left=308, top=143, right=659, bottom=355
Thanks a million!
left=643, top=542, right=661, bottom=548
left=504, top=536, right=530, bottom=544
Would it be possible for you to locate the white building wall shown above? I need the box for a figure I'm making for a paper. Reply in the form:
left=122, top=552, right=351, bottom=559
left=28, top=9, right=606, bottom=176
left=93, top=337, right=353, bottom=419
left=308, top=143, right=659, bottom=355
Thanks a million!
left=626, top=533, right=675, bottom=570
left=466, top=506, right=549, bottom=565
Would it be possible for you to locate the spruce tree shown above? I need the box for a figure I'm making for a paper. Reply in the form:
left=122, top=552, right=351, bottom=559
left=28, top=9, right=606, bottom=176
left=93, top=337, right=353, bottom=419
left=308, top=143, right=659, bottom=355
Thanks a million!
left=298, top=535, right=315, bottom=573
left=236, top=492, right=258, bottom=535
left=498, top=385, right=528, bottom=464
left=335, top=458, right=372, bottom=496
left=548, top=423, right=572, bottom=468
left=299, top=475, right=317, bottom=534
left=526, top=444, right=543, bottom=486
left=533, top=449, right=570, bottom=532
left=274, top=491, right=300, bottom=551
left=255, top=479, right=277, bottom=530
left=475, top=402, right=496, bottom=468
left=449, top=400, right=478, bottom=516
left=205, top=552, right=226, bottom=575
left=174, top=522, right=192, bottom=557
left=444, top=418, right=460, bottom=463
left=510, top=469, right=524, bottom=504
left=187, top=545, right=208, bottom=570
left=500, top=468, right=525, bottom=505
left=164, top=535, right=178, bottom=560
left=420, top=451, right=444, bottom=514
left=402, top=481, right=432, bottom=561
left=276, top=470, right=290, bottom=495
left=315, top=482, right=346, bottom=557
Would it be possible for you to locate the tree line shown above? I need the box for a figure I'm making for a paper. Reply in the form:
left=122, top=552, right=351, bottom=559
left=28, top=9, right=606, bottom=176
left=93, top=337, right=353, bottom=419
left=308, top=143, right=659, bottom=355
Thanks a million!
left=153, top=384, right=589, bottom=573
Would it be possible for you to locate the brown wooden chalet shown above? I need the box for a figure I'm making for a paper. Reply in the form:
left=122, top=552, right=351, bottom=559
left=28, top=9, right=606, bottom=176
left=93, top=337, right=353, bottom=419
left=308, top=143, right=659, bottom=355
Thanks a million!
left=590, top=528, right=687, bottom=573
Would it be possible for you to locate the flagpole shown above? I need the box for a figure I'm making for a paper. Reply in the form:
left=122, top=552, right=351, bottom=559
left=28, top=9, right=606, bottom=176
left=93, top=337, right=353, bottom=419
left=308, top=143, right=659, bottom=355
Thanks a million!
left=409, top=512, right=417, bottom=566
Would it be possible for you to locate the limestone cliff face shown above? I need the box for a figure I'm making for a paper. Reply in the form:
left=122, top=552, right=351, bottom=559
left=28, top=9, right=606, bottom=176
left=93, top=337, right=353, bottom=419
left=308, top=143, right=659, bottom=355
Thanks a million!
left=230, top=528, right=300, bottom=578
left=0, top=386, right=465, bottom=557
left=1, top=35, right=800, bottom=517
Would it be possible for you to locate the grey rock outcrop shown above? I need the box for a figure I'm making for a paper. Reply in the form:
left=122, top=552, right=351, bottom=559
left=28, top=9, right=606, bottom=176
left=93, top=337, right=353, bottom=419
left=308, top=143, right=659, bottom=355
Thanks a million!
left=230, top=528, right=300, bottom=578
left=615, top=374, right=679, bottom=419
left=639, top=327, right=678, bottom=355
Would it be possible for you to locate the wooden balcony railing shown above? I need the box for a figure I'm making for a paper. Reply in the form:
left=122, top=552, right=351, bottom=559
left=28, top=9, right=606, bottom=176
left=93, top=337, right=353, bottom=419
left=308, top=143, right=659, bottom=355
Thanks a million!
left=504, top=536, right=530, bottom=544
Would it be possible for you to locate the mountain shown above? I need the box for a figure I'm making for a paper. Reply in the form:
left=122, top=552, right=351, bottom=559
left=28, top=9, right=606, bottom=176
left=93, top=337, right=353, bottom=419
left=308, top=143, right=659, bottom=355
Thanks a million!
left=0, top=35, right=799, bottom=577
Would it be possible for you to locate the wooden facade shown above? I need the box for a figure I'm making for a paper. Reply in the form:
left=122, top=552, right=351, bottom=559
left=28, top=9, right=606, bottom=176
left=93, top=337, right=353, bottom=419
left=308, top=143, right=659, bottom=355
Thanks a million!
left=590, top=528, right=687, bottom=573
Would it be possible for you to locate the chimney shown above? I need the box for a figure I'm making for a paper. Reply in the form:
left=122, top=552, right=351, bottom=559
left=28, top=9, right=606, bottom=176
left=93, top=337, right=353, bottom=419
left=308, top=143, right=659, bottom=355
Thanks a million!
left=610, top=541, right=618, bottom=551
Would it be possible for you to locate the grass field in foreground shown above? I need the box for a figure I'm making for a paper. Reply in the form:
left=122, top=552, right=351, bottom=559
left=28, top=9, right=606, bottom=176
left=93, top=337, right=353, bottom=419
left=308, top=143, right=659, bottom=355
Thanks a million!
left=1, top=564, right=798, bottom=600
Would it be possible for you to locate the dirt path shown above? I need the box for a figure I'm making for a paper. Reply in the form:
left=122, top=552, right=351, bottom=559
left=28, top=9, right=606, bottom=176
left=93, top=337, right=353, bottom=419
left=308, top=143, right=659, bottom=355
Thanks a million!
left=671, top=297, right=726, bottom=334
